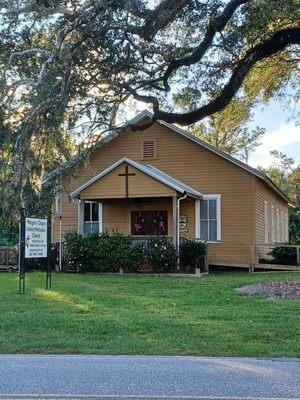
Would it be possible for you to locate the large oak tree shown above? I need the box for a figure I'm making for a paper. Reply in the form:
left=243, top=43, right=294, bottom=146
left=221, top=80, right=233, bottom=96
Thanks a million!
left=0, top=0, right=299, bottom=213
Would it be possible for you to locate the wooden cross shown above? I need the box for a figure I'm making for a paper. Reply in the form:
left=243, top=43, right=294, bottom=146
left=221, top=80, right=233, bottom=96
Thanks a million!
left=118, top=165, right=136, bottom=198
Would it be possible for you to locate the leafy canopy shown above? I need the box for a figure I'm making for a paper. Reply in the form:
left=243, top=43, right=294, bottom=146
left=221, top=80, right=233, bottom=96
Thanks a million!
left=0, top=0, right=299, bottom=209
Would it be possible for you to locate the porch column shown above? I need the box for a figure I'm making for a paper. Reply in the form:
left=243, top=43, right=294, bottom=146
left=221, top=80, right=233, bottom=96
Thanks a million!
left=172, top=196, right=178, bottom=250
left=78, top=199, right=85, bottom=234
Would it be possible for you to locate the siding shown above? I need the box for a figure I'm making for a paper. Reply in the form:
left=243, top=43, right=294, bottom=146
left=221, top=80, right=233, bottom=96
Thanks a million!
left=51, top=120, right=288, bottom=267
left=80, top=162, right=176, bottom=199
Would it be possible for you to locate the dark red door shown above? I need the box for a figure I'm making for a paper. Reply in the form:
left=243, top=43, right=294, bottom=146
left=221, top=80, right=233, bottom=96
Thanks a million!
left=131, top=210, right=168, bottom=235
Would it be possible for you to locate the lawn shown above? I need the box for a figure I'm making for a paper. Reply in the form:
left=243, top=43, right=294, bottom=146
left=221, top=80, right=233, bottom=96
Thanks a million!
left=0, top=272, right=299, bottom=357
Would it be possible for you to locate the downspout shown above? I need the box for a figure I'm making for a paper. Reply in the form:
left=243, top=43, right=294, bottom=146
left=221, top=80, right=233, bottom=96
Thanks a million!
left=176, top=192, right=188, bottom=256
left=71, top=197, right=81, bottom=234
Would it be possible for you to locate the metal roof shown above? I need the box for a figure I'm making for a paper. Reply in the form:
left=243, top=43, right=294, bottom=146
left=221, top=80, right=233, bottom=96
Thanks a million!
left=69, top=157, right=203, bottom=199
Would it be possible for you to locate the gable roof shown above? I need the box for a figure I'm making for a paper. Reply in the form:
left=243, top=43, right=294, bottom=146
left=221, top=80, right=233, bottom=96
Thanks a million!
left=43, top=109, right=291, bottom=204
left=127, top=111, right=291, bottom=204
left=70, top=157, right=203, bottom=199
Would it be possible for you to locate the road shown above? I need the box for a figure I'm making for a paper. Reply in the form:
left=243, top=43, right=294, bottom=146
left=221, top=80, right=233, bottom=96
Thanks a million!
left=0, top=355, right=299, bottom=400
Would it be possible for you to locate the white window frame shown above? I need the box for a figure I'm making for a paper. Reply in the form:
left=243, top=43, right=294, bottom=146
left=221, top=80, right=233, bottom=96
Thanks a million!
left=83, top=201, right=103, bottom=234
left=195, top=194, right=221, bottom=242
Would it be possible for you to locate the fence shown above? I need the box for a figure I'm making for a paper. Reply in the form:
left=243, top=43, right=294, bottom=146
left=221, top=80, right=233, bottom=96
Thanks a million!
left=0, top=247, right=18, bottom=271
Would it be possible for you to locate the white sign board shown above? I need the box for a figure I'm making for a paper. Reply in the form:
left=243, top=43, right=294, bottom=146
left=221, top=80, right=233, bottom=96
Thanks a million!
left=25, top=218, right=48, bottom=259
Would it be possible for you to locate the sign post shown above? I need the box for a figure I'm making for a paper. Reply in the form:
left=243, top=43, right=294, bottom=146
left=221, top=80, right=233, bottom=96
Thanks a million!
left=46, top=214, right=52, bottom=290
left=19, top=216, right=51, bottom=293
left=18, top=209, right=26, bottom=294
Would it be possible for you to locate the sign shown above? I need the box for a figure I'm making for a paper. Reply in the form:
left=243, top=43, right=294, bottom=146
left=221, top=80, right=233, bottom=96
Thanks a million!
left=179, top=215, right=189, bottom=231
left=25, top=218, right=47, bottom=259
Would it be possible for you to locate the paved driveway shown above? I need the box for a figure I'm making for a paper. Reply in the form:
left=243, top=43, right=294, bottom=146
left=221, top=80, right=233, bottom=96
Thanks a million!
left=0, top=355, right=299, bottom=399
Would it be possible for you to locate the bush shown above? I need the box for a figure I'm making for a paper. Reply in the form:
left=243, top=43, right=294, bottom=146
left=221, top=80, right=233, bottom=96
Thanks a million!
left=65, top=231, right=143, bottom=273
left=145, top=236, right=176, bottom=273
left=96, top=232, right=143, bottom=273
left=270, top=245, right=297, bottom=266
left=0, top=229, right=19, bottom=247
left=180, top=239, right=207, bottom=272
left=65, top=231, right=90, bottom=273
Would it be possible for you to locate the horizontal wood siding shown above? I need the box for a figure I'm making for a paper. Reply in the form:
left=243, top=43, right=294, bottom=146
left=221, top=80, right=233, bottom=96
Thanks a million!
left=51, top=120, right=288, bottom=266
left=80, top=162, right=176, bottom=199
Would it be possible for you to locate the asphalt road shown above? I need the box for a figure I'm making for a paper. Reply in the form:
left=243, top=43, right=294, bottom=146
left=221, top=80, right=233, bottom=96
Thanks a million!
left=0, top=355, right=299, bottom=400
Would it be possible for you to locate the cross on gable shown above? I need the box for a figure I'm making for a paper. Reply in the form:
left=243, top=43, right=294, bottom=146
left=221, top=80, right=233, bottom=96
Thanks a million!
left=118, top=164, right=136, bottom=198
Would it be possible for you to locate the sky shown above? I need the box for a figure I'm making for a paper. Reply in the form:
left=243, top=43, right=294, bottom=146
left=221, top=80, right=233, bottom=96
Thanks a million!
left=248, top=100, right=300, bottom=169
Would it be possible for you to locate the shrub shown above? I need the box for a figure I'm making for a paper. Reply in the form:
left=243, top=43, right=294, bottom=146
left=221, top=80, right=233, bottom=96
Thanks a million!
left=64, top=231, right=143, bottom=273
left=270, top=245, right=297, bottom=266
left=65, top=231, right=90, bottom=273
left=180, top=239, right=207, bottom=272
left=145, top=236, right=176, bottom=273
left=0, top=229, right=18, bottom=247
left=96, top=232, right=143, bottom=273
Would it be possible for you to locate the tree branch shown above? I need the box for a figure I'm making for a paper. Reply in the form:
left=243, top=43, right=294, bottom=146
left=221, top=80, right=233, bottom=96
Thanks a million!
left=128, top=0, right=191, bottom=41
left=153, top=27, right=300, bottom=125
left=162, top=0, right=250, bottom=88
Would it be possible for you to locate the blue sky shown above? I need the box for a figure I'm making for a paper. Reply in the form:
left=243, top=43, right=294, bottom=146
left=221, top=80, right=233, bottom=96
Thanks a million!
left=248, top=100, right=300, bottom=168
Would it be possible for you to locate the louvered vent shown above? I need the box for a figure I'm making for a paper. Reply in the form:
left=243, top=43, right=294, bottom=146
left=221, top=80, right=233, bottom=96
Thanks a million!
left=143, top=140, right=155, bottom=159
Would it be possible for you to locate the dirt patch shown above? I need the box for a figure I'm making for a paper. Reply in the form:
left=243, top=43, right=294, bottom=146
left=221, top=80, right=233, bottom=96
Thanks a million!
left=236, top=280, right=300, bottom=300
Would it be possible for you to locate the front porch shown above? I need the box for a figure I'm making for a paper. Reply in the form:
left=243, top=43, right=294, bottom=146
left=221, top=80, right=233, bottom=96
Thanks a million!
left=78, top=196, right=196, bottom=252
left=71, top=158, right=203, bottom=251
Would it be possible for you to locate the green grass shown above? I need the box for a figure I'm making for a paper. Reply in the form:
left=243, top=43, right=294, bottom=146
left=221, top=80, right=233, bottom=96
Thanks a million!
left=0, top=272, right=299, bottom=357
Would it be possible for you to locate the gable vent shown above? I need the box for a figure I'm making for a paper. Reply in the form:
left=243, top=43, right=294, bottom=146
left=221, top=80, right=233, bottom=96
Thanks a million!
left=142, top=139, right=156, bottom=159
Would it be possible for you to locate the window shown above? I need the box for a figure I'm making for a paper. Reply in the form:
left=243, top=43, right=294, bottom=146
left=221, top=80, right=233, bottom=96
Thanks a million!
left=141, top=138, right=157, bottom=160
left=271, top=205, right=275, bottom=243
left=55, top=192, right=62, bottom=214
left=264, top=201, right=269, bottom=244
left=284, top=213, right=289, bottom=242
left=84, top=201, right=102, bottom=234
left=276, top=208, right=280, bottom=243
left=195, top=195, right=221, bottom=241
left=280, top=211, right=284, bottom=242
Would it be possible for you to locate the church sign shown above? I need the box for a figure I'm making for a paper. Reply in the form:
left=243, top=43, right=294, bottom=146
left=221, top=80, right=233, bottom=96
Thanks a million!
left=25, top=218, right=47, bottom=259
left=19, top=215, right=52, bottom=294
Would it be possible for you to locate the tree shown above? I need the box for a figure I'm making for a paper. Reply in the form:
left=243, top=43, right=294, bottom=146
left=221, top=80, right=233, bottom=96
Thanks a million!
left=0, top=0, right=299, bottom=201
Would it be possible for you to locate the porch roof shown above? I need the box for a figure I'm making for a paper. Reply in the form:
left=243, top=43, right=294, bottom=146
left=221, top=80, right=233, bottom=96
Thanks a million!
left=69, top=158, right=203, bottom=199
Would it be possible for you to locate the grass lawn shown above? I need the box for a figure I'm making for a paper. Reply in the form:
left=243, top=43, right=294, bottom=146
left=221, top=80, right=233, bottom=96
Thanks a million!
left=0, top=272, right=299, bottom=357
